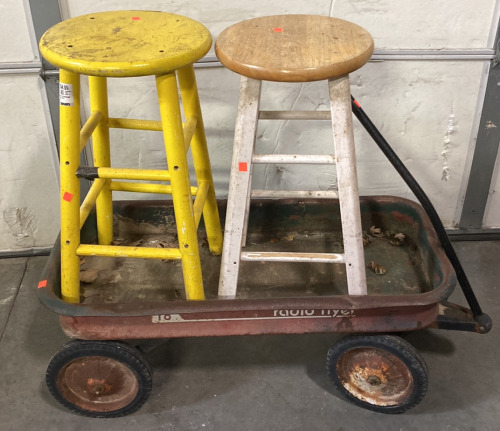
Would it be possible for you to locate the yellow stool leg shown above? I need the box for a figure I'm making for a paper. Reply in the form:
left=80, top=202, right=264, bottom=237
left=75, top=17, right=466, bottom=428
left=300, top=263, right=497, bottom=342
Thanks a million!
left=156, top=72, right=205, bottom=300
left=178, top=65, right=223, bottom=255
left=59, top=69, right=81, bottom=303
left=89, top=76, right=113, bottom=245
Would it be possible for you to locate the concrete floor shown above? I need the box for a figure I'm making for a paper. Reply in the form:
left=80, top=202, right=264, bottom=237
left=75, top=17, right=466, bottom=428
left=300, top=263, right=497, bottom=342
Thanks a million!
left=0, top=241, right=498, bottom=431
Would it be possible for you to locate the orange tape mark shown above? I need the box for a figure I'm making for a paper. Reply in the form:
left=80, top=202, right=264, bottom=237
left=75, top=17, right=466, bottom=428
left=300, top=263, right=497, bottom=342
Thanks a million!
left=63, top=192, right=73, bottom=202
left=38, top=280, right=47, bottom=289
left=273, top=27, right=283, bottom=33
left=239, top=162, right=248, bottom=172
left=353, top=99, right=361, bottom=108
left=131, top=16, right=141, bottom=20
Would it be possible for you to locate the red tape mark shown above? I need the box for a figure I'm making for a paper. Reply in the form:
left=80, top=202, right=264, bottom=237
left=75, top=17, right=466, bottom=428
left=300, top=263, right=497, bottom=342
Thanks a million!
left=38, top=280, right=47, bottom=289
left=353, top=99, right=361, bottom=108
left=63, top=192, right=73, bottom=202
left=131, top=16, right=141, bottom=20
left=273, top=27, right=283, bottom=33
left=239, top=162, right=248, bottom=172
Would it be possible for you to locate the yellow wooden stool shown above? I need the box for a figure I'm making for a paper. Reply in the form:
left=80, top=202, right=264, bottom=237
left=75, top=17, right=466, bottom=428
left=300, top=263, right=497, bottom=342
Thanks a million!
left=215, top=15, right=374, bottom=298
left=40, top=10, right=222, bottom=303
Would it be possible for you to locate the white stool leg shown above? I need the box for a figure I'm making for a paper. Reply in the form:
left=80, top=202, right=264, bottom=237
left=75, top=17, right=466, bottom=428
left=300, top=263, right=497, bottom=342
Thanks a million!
left=329, top=75, right=367, bottom=295
left=218, top=77, right=262, bottom=298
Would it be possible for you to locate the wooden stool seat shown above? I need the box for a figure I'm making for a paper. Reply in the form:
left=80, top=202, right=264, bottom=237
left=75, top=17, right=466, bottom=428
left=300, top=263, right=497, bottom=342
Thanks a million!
left=215, top=15, right=374, bottom=82
left=40, top=10, right=212, bottom=77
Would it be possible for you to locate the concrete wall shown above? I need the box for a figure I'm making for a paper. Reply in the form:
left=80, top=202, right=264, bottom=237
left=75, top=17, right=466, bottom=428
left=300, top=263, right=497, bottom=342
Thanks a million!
left=0, top=1, right=498, bottom=253
left=64, top=0, right=497, bottom=227
left=0, top=1, right=59, bottom=253
left=0, top=0, right=35, bottom=62
left=334, top=1, right=494, bottom=49
left=485, top=159, right=500, bottom=228
left=65, top=0, right=495, bottom=50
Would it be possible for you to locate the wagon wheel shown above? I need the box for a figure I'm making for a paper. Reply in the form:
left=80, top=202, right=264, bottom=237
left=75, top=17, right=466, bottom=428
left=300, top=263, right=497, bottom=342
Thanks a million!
left=326, top=334, right=428, bottom=414
left=46, top=340, right=152, bottom=418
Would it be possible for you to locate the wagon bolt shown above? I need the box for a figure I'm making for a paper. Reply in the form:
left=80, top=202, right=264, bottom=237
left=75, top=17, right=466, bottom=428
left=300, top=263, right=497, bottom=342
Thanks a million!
left=91, top=384, right=105, bottom=395
left=367, top=375, right=382, bottom=386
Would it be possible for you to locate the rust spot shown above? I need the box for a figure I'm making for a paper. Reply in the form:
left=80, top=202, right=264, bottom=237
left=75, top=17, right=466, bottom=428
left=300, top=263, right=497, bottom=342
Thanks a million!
left=87, top=378, right=111, bottom=395
left=337, top=348, right=414, bottom=406
left=57, top=357, right=139, bottom=412
left=391, top=211, right=417, bottom=226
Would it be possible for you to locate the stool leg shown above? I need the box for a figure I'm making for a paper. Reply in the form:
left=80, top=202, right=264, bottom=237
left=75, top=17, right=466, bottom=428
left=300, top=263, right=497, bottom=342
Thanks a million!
left=59, top=69, right=81, bottom=303
left=218, top=77, right=262, bottom=298
left=329, top=75, right=367, bottom=295
left=156, top=72, right=205, bottom=300
left=177, top=65, right=223, bottom=255
left=88, top=76, right=113, bottom=245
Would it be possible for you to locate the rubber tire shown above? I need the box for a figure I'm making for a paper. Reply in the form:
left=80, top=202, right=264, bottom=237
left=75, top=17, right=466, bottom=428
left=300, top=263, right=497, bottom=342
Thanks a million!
left=326, top=334, right=428, bottom=414
left=46, top=340, right=152, bottom=418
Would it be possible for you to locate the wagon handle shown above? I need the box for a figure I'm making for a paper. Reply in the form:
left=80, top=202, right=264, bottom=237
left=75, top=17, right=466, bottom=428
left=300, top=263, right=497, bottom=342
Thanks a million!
left=350, top=96, right=489, bottom=326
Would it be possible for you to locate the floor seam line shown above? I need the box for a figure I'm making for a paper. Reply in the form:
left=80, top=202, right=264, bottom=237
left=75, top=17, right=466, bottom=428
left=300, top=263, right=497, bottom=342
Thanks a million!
left=0, top=258, right=29, bottom=344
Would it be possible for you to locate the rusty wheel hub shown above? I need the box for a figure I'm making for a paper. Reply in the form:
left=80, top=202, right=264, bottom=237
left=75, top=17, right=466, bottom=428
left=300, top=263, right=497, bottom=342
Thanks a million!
left=57, top=356, right=139, bottom=412
left=337, top=347, right=414, bottom=406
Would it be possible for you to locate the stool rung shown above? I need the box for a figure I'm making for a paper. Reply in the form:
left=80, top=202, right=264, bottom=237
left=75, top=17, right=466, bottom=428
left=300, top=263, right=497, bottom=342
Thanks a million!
left=108, top=117, right=163, bottom=131
left=251, top=190, right=338, bottom=199
left=78, top=167, right=171, bottom=182
left=193, top=181, right=209, bottom=228
left=259, top=110, right=331, bottom=120
left=107, top=117, right=198, bottom=151
left=80, top=110, right=104, bottom=152
left=110, top=181, right=198, bottom=196
left=252, top=154, right=335, bottom=164
left=80, top=179, right=109, bottom=228
left=183, top=116, right=198, bottom=153
left=240, top=251, right=344, bottom=263
left=77, top=244, right=182, bottom=260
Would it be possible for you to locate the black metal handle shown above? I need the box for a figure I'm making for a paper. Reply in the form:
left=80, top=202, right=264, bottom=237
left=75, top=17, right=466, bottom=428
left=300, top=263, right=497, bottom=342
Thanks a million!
left=350, top=96, right=485, bottom=318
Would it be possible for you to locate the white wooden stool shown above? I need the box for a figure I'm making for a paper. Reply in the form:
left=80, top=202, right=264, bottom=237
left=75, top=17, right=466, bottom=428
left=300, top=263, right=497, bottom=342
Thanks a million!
left=215, top=15, right=374, bottom=298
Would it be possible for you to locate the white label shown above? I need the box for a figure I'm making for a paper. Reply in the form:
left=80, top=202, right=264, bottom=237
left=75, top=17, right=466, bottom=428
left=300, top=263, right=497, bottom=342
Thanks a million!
left=59, top=83, right=74, bottom=106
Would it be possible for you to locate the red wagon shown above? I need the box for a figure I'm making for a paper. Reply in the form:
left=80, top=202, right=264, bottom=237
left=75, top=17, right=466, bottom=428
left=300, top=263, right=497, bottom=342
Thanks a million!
left=38, top=195, right=491, bottom=417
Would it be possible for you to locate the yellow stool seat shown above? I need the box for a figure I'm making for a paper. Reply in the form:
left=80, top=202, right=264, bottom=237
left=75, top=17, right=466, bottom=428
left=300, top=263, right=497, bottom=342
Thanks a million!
left=40, top=10, right=212, bottom=77
left=215, top=15, right=373, bottom=82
